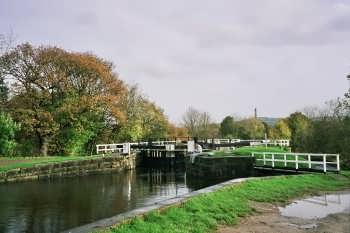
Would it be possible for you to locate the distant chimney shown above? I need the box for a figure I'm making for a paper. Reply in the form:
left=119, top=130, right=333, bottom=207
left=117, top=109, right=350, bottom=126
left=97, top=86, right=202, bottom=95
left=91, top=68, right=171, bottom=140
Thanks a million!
left=254, top=108, right=257, bottom=119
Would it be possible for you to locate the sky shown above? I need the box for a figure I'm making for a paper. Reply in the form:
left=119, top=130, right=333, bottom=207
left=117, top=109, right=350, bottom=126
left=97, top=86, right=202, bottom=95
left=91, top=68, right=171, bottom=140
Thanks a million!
left=1, top=0, right=350, bottom=123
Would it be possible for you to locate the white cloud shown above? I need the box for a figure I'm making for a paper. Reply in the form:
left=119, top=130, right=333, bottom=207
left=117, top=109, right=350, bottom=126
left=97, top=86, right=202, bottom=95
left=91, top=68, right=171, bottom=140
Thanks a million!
left=1, top=0, right=349, bottom=123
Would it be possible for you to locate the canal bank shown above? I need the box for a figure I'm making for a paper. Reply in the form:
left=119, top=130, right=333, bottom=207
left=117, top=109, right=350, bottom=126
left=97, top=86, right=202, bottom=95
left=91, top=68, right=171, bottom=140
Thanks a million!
left=0, top=154, right=137, bottom=183
left=99, top=171, right=350, bottom=233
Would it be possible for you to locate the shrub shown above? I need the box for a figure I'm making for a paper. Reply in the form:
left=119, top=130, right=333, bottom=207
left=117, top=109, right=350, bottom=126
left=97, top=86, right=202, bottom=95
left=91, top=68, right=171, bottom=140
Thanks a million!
left=0, top=112, right=20, bottom=156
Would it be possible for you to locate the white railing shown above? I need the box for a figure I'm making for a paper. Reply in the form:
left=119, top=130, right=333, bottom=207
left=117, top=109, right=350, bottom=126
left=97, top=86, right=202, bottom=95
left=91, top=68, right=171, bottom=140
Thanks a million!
left=96, top=143, right=130, bottom=155
left=251, top=152, right=340, bottom=173
left=205, top=139, right=241, bottom=144
left=152, top=140, right=177, bottom=146
left=262, top=139, right=290, bottom=147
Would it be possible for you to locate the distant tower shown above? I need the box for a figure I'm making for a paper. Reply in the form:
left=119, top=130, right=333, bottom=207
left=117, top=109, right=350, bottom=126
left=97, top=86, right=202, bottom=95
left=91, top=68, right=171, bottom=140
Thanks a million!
left=254, top=108, right=257, bottom=119
left=347, top=74, right=350, bottom=90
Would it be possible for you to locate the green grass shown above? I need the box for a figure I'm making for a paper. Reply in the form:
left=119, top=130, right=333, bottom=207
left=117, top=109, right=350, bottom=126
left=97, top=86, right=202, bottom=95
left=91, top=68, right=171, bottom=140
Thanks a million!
left=105, top=171, right=350, bottom=233
left=0, top=155, right=106, bottom=172
left=206, top=146, right=289, bottom=157
left=233, top=146, right=289, bottom=155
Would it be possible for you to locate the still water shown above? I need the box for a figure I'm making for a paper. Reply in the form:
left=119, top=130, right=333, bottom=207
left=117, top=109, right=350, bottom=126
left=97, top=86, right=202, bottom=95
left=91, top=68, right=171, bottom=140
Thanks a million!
left=0, top=168, right=221, bottom=233
left=279, top=191, right=350, bottom=219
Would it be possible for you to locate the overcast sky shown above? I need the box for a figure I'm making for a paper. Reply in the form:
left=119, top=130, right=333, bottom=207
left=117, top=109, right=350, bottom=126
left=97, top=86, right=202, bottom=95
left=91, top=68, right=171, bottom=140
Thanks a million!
left=1, top=0, right=350, bottom=123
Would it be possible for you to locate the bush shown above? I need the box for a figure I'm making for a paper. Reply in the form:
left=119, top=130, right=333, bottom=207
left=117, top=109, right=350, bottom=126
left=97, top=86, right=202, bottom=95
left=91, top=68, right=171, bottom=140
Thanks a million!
left=0, top=112, right=20, bottom=156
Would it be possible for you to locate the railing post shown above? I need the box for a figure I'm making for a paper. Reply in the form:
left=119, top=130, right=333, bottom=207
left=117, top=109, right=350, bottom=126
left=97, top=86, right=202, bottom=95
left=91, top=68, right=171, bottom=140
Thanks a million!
left=295, top=154, right=299, bottom=170
left=272, top=153, right=275, bottom=167
left=263, top=152, right=266, bottom=166
left=323, top=154, right=327, bottom=173
left=308, top=154, right=311, bottom=169
left=284, top=153, right=287, bottom=167
left=336, top=154, right=340, bottom=172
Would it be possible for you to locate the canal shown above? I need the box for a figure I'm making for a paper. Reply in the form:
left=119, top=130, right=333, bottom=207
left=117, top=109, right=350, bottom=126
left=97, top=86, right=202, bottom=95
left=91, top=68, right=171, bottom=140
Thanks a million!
left=0, top=167, right=226, bottom=233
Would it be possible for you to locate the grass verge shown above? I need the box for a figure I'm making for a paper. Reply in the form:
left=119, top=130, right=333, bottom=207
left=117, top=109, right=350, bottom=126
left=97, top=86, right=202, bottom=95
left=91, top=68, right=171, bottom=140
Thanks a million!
left=104, top=171, right=350, bottom=233
left=208, top=146, right=288, bottom=157
left=0, top=155, right=106, bottom=172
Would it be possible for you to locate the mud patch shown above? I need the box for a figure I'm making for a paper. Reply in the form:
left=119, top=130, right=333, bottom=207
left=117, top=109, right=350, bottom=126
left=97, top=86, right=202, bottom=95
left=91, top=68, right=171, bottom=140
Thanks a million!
left=217, top=191, right=350, bottom=233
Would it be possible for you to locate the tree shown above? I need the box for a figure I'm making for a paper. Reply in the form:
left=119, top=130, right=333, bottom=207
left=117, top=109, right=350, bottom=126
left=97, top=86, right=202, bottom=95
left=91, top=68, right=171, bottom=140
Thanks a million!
left=236, top=118, right=265, bottom=139
left=141, top=102, right=169, bottom=140
left=118, top=85, right=146, bottom=141
left=182, top=107, right=201, bottom=137
left=117, top=85, right=169, bottom=141
left=167, top=124, right=188, bottom=138
left=269, top=119, right=291, bottom=139
left=219, top=116, right=236, bottom=137
left=182, top=107, right=214, bottom=138
left=0, top=43, right=126, bottom=156
left=0, top=112, right=20, bottom=155
left=197, top=111, right=213, bottom=138
left=0, top=33, right=14, bottom=110
left=286, top=112, right=310, bottom=152
left=0, top=75, right=7, bottom=110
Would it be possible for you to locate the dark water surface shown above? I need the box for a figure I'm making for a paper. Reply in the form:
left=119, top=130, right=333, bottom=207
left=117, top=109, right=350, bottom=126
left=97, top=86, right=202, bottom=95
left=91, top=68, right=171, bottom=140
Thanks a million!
left=0, top=168, right=221, bottom=233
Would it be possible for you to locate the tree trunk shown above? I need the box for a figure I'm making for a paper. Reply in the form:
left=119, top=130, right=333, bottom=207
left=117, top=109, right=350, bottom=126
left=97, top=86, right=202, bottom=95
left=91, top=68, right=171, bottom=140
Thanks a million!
left=39, top=136, right=50, bottom=156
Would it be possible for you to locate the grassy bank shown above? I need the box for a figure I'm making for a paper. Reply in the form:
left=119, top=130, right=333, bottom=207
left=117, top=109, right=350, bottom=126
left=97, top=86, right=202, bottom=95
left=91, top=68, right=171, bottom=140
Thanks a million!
left=0, top=155, right=105, bottom=172
left=210, top=146, right=288, bottom=157
left=105, top=171, right=350, bottom=233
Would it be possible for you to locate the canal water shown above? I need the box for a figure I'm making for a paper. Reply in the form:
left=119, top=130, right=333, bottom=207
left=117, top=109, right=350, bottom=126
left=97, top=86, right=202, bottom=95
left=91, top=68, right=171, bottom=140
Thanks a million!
left=0, top=168, right=224, bottom=233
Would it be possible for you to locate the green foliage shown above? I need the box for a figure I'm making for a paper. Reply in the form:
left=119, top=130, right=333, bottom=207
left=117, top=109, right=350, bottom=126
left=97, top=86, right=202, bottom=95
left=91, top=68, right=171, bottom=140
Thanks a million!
left=236, top=118, right=266, bottom=139
left=0, top=112, right=20, bottom=155
left=108, top=173, right=350, bottom=233
left=292, top=93, right=350, bottom=168
left=269, top=119, right=291, bottom=139
left=118, top=85, right=169, bottom=141
left=303, top=116, right=350, bottom=168
left=219, top=116, right=236, bottom=137
left=0, top=44, right=171, bottom=156
left=286, top=112, right=310, bottom=152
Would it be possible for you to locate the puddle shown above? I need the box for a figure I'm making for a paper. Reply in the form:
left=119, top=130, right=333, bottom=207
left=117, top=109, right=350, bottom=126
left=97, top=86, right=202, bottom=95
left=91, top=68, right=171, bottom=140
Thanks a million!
left=279, top=191, right=350, bottom=219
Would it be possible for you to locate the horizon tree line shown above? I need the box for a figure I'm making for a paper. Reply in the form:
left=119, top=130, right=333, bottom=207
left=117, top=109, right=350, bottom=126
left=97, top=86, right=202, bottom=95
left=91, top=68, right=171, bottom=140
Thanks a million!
left=0, top=35, right=349, bottom=168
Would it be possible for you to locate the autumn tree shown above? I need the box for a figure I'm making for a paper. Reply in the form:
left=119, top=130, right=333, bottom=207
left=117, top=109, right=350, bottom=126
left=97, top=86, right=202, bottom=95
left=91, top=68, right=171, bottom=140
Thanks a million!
left=167, top=124, right=188, bottom=138
left=0, top=43, right=126, bottom=156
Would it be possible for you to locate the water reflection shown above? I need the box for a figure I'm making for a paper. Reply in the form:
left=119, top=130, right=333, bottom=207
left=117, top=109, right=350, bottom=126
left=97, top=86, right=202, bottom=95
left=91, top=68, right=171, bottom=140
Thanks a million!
left=0, top=167, right=222, bottom=233
left=279, top=191, right=350, bottom=219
